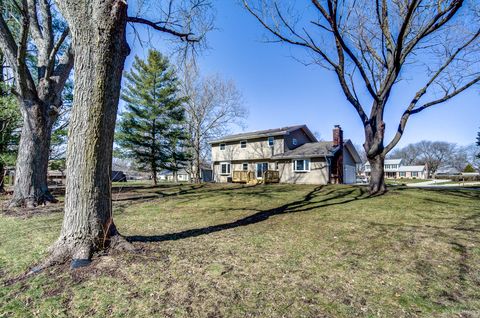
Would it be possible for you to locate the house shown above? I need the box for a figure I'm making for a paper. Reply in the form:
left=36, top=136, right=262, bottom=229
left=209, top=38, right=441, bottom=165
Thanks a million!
left=158, top=165, right=213, bottom=183
left=364, top=159, right=428, bottom=179
left=209, top=125, right=361, bottom=185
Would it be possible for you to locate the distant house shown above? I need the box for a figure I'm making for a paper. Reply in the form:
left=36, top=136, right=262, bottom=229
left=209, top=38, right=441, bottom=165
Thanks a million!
left=158, top=165, right=213, bottom=183
left=364, top=159, right=428, bottom=179
left=209, top=125, right=361, bottom=185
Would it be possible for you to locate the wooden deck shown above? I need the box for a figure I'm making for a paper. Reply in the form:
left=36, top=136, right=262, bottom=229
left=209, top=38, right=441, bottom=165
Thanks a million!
left=232, top=170, right=280, bottom=184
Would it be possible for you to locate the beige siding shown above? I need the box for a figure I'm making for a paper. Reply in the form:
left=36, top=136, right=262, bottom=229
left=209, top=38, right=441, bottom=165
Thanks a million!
left=277, top=158, right=329, bottom=185
left=284, top=128, right=312, bottom=150
left=211, top=136, right=284, bottom=162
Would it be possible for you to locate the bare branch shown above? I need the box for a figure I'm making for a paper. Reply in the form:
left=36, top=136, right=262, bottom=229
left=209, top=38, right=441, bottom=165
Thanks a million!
left=126, top=16, right=199, bottom=42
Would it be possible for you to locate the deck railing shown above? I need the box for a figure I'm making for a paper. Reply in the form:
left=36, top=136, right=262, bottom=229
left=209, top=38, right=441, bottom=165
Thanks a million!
left=232, top=170, right=280, bottom=184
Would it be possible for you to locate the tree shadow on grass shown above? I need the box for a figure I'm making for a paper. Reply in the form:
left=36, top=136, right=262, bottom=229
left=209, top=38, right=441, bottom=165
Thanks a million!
left=127, top=186, right=370, bottom=243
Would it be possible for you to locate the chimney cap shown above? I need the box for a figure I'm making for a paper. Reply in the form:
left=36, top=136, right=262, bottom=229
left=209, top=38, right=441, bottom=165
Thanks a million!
left=334, top=124, right=341, bottom=128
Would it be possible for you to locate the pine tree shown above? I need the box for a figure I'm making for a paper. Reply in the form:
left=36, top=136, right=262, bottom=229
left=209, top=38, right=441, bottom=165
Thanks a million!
left=477, top=129, right=480, bottom=159
left=116, top=50, right=188, bottom=185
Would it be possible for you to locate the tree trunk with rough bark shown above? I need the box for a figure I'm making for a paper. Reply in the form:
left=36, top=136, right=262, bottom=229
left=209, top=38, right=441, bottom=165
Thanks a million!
left=367, top=155, right=386, bottom=195
left=9, top=102, right=56, bottom=207
left=46, top=0, right=132, bottom=267
left=194, top=135, right=201, bottom=183
left=0, top=162, right=5, bottom=193
left=364, top=113, right=387, bottom=195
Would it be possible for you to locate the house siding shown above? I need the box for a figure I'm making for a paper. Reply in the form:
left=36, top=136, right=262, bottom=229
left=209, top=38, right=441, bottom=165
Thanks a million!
left=342, top=146, right=357, bottom=184
left=277, top=158, right=329, bottom=185
left=211, top=136, right=284, bottom=162
left=284, top=128, right=311, bottom=150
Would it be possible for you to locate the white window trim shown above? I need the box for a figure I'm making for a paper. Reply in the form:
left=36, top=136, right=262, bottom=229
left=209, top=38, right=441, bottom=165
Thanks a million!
left=242, top=162, right=248, bottom=171
left=292, top=159, right=310, bottom=173
left=240, top=140, right=247, bottom=148
left=292, top=138, right=298, bottom=146
left=220, top=162, right=231, bottom=175
left=219, top=143, right=226, bottom=151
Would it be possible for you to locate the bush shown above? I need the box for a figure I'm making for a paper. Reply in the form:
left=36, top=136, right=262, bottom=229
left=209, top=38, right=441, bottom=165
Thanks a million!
left=435, top=175, right=480, bottom=182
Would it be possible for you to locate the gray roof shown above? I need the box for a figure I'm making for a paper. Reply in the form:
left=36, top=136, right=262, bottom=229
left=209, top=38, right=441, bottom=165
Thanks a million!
left=209, top=125, right=316, bottom=144
left=397, top=165, right=426, bottom=172
left=272, top=141, right=337, bottom=159
left=365, top=158, right=403, bottom=166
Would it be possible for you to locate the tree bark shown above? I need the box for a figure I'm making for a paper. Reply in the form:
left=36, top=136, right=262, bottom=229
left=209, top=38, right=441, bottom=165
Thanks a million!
left=0, top=161, right=5, bottom=193
left=47, top=0, right=133, bottom=266
left=194, top=135, right=201, bottom=183
left=367, top=155, right=386, bottom=195
left=9, top=102, right=56, bottom=207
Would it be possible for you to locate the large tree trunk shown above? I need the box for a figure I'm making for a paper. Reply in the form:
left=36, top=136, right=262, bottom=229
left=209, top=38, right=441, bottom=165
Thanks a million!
left=47, top=0, right=132, bottom=267
left=368, top=155, right=386, bottom=195
left=9, top=103, right=56, bottom=207
left=194, top=136, right=201, bottom=183
left=0, top=161, right=5, bottom=193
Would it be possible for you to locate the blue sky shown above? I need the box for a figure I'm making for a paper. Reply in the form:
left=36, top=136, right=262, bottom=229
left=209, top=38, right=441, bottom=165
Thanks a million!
left=125, top=1, right=479, bottom=148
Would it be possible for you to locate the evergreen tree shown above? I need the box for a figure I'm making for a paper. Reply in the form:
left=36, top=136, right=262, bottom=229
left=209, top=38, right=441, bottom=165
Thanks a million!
left=0, top=84, right=21, bottom=192
left=477, top=129, right=480, bottom=159
left=463, top=164, right=476, bottom=173
left=116, top=50, right=188, bottom=185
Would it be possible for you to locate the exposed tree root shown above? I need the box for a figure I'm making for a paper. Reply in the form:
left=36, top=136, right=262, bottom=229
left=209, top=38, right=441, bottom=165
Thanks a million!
left=27, top=227, right=135, bottom=276
left=8, top=191, right=58, bottom=209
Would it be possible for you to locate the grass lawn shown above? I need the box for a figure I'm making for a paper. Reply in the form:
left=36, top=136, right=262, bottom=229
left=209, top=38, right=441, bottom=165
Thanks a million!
left=1, top=184, right=479, bottom=317
left=385, top=179, right=432, bottom=185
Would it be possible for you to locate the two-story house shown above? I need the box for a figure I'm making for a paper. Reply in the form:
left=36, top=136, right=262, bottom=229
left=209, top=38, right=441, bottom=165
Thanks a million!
left=364, top=159, right=428, bottom=179
left=209, top=125, right=361, bottom=184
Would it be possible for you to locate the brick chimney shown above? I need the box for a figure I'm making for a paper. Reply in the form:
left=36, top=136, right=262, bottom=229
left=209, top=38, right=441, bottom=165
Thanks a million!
left=331, top=125, right=344, bottom=184
left=332, top=125, right=343, bottom=148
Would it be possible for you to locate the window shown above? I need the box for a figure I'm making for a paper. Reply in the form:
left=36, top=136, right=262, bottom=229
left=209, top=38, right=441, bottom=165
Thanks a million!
left=411, top=171, right=418, bottom=177
left=220, top=143, right=226, bottom=150
left=240, top=140, right=247, bottom=148
left=242, top=163, right=248, bottom=171
left=292, top=138, right=298, bottom=146
left=399, top=172, right=406, bottom=177
left=293, top=159, right=310, bottom=172
left=220, top=162, right=231, bottom=175
left=268, top=136, right=274, bottom=147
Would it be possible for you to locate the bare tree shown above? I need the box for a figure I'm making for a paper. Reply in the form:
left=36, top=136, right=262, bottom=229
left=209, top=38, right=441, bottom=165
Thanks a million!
left=389, top=140, right=476, bottom=175
left=40, top=0, right=213, bottom=269
left=244, top=0, right=480, bottom=194
left=0, top=0, right=73, bottom=207
left=180, top=64, right=247, bottom=183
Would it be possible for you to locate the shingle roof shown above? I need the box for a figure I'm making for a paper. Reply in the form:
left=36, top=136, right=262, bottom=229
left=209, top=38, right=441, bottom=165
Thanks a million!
left=397, top=165, right=426, bottom=172
left=365, top=159, right=403, bottom=166
left=208, top=125, right=315, bottom=143
left=272, top=141, right=337, bottom=159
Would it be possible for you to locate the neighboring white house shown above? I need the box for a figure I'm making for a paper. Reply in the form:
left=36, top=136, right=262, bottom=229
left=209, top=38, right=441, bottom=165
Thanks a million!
left=364, top=159, right=428, bottom=179
left=209, top=125, right=361, bottom=185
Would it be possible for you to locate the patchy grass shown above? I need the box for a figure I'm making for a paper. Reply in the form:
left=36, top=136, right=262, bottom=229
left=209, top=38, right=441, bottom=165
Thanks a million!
left=1, top=184, right=479, bottom=317
left=385, top=178, right=432, bottom=185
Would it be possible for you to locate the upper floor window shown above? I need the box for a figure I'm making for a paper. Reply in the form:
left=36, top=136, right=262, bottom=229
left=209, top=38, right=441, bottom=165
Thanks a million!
left=293, top=159, right=310, bottom=172
left=268, top=136, right=274, bottom=147
left=220, top=143, right=226, bottom=150
left=292, top=138, right=298, bottom=146
left=240, top=140, right=247, bottom=148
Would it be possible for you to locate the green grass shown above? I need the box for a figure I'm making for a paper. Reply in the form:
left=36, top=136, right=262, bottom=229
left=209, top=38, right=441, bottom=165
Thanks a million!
left=1, top=184, right=479, bottom=317
left=385, top=178, right=432, bottom=185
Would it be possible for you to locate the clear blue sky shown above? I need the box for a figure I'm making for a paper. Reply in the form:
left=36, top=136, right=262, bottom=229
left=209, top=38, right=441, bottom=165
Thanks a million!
left=125, top=1, right=479, bottom=148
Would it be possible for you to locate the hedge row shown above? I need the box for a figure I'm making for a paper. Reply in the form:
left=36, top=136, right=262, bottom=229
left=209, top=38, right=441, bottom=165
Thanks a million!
left=435, top=175, right=480, bottom=182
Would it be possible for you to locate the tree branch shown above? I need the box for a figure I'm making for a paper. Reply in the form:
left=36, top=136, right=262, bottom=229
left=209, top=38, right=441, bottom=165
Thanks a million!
left=126, top=16, right=199, bottom=42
